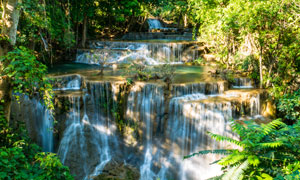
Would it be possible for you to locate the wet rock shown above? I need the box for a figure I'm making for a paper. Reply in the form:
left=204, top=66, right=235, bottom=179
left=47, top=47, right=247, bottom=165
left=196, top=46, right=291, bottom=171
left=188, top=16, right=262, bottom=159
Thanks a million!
left=92, top=161, right=140, bottom=180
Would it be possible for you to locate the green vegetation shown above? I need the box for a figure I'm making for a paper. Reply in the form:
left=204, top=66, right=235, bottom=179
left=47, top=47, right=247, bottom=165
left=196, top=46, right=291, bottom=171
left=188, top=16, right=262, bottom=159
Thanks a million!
left=184, top=1, right=300, bottom=178
left=0, top=47, right=53, bottom=109
left=0, top=102, right=73, bottom=179
left=185, top=119, right=300, bottom=179
left=0, top=0, right=299, bottom=179
left=188, top=0, right=300, bottom=95
left=277, top=89, right=300, bottom=123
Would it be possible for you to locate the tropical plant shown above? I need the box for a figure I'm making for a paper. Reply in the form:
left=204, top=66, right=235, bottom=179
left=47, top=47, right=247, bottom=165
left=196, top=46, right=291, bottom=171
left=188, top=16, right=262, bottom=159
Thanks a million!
left=185, top=119, right=300, bottom=179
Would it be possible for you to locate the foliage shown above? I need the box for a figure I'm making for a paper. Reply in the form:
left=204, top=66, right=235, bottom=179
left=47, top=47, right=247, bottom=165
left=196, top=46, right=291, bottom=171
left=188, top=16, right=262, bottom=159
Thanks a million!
left=124, top=63, right=176, bottom=83
left=185, top=119, right=300, bottom=179
left=188, top=0, right=300, bottom=94
left=0, top=47, right=53, bottom=110
left=277, top=89, right=300, bottom=123
left=156, top=64, right=176, bottom=84
left=0, top=102, right=73, bottom=180
left=143, top=0, right=189, bottom=26
left=125, top=62, right=153, bottom=81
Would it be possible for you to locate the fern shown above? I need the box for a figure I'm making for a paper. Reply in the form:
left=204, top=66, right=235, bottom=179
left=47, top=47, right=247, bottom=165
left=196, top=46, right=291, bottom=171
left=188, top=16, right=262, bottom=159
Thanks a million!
left=260, top=119, right=284, bottom=135
left=259, top=141, right=284, bottom=148
left=222, top=160, right=249, bottom=180
left=184, top=149, right=236, bottom=159
left=218, top=153, right=246, bottom=166
left=248, top=155, right=260, bottom=166
left=208, top=132, right=244, bottom=147
left=188, top=119, right=300, bottom=179
left=207, top=175, right=223, bottom=180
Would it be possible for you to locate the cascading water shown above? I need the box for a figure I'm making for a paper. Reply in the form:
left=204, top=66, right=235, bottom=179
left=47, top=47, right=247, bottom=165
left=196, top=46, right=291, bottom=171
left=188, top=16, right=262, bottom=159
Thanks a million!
left=147, top=19, right=164, bottom=30
left=76, top=41, right=200, bottom=65
left=11, top=36, right=267, bottom=180
left=232, top=77, right=254, bottom=89
left=55, top=82, right=119, bottom=180
left=172, top=81, right=225, bottom=96
left=52, top=74, right=82, bottom=90
left=126, top=83, right=165, bottom=180
left=10, top=96, right=54, bottom=152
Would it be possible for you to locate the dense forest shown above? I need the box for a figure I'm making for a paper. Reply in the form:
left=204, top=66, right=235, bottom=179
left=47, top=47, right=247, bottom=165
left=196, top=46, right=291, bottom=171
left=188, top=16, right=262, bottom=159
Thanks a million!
left=0, top=0, right=299, bottom=179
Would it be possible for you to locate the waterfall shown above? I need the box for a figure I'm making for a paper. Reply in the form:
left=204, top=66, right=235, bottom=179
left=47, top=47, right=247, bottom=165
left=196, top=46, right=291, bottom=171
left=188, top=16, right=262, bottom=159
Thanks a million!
left=172, top=82, right=225, bottom=96
left=52, top=74, right=82, bottom=90
left=76, top=41, right=200, bottom=65
left=158, top=94, right=235, bottom=180
left=125, top=83, right=165, bottom=180
left=11, top=33, right=268, bottom=179
left=147, top=19, right=164, bottom=30
left=10, top=96, right=54, bottom=152
left=232, top=78, right=254, bottom=89
left=36, top=99, right=54, bottom=153
left=56, top=82, right=119, bottom=180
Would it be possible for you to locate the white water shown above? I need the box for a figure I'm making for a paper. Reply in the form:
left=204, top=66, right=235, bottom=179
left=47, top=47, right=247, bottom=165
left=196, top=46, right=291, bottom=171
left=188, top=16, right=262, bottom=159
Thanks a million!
left=57, top=82, right=119, bottom=180
left=11, top=96, right=54, bottom=152
left=52, top=74, right=82, bottom=90
left=232, top=78, right=254, bottom=89
left=126, top=83, right=165, bottom=180
left=124, top=81, right=260, bottom=180
left=36, top=99, right=54, bottom=152
left=147, top=19, right=164, bottom=30
left=76, top=41, right=199, bottom=65
left=158, top=95, right=235, bottom=180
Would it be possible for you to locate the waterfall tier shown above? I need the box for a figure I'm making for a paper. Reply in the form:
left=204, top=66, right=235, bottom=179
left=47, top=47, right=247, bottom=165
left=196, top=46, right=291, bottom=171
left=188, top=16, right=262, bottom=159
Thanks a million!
left=76, top=41, right=201, bottom=65
left=11, top=72, right=266, bottom=180
left=10, top=36, right=268, bottom=180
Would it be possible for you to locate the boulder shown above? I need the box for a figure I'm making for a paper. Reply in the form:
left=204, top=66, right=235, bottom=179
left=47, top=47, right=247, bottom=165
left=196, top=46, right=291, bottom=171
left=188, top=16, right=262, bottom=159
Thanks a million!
left=92, top=161, right=140, bottom=180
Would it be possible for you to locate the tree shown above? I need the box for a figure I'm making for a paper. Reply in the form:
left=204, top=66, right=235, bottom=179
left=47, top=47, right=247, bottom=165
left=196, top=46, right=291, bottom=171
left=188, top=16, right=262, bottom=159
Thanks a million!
left=0, top=0, right=21, bottom=121
left=187, top=0, right=300, bottom=94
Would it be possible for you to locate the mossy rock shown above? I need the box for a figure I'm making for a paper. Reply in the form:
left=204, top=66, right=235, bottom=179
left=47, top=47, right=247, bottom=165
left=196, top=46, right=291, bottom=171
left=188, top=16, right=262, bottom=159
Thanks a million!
left=92, top=161, right=140, bottom=180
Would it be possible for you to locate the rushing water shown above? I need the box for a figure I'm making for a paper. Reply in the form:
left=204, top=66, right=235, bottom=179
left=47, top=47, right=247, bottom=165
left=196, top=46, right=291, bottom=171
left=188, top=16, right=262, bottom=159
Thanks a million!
left=11, top=96, right=54, bottom=152
left=76, top=41, right=199, bottom=65
left=147, top=19, right=164, bottom=30
left=11, top=40, right=265, bottom=180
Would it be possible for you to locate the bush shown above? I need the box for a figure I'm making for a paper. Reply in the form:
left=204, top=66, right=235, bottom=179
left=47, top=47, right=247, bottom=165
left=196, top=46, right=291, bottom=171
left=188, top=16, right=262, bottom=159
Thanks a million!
left=277, top=89, right=300, bottom=123
left=0, top=47, right=53, bottom=110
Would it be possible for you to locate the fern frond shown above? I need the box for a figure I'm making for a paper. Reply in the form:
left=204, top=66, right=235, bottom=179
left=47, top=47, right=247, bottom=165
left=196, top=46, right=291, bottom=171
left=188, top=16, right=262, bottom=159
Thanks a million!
left=218, top=153, right=246, bottom=166
left=231, top=160, right=249, bottom=180
left=207, top=175, right=223, bottom=180
left=231, top=121, right=246, bottom=134
left=223, top=160, right=249, bottom=180
left=184, top=149, right=236, bottom=159
left=210, top=159, right=221, bottom=165
left=259, top=141, right=284, bottom=148
left=248, top=155, right=260, bottom=166
left=208, top=132, right=244, bottom=147
left=261, top=119, right=284, bottom=135
left=222, top=165, right=239, bottom=180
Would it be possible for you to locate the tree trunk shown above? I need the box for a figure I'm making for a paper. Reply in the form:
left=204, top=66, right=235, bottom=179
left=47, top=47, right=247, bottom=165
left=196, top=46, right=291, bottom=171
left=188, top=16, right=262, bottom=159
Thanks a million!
left=259, top=45, right=263, bottom=89
left=0, top=0, right=21, bottom=121
left=81, top=14, right=87, bottom=48
left=184, top=14, right=188, bottom=28
left=2, top=0, right=21, bottom=46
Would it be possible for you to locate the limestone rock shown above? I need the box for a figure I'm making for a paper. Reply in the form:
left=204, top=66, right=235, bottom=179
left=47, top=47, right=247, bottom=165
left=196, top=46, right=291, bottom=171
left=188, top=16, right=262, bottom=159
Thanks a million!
left=92, top=161, right=140, bottom=180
